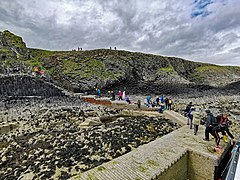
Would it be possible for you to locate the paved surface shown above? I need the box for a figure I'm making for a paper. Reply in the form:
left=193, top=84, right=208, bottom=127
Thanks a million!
left=71, top=110, right=227, bottom=180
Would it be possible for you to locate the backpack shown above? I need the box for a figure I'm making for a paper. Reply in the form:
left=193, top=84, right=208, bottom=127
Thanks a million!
left=168, top=99, right=172, bottom=104
left=211, top=114, right=218, bottom=126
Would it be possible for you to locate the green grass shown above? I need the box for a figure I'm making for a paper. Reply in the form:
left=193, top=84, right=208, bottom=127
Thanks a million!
left=195, top=65, right=231, bottom=74
left=62, top=57, right=119, bottom=80
left=157, top=65, right=175, bottom=75
left=3, top=30, right=26, bottom=50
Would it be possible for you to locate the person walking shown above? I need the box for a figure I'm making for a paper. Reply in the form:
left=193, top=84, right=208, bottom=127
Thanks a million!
left=185, top=102, right=193, bottom=125
left=118, top=91, right=123, bottom=100
left=203, top=110, right=215, bottom=141
left=165, top=97, right=169, bottom=108
left=111, top=91, right=115, bottom=101
left=122, top=91, right=126, bottom=100
left=217, top=113, right=236, bottom=143
left=188, top=106, right=194, bottom=129
left=96, top=88, right=101, bottom=97
left=167, top=98, right=173, bottom=110
left=192, top=108, right=201, bottom=135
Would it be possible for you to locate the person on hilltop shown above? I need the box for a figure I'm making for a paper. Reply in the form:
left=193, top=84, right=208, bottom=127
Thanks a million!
left=185, top=102, right=193, bottom=125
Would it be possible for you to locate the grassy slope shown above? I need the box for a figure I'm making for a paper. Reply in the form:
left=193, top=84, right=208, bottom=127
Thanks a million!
left=1, top=30, right=240, bottom=90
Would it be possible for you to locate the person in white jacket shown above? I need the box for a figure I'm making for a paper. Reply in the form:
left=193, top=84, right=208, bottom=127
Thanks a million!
left=122, top=91, right=126, bottom=100
left=192, top=108, right=201, bottom=135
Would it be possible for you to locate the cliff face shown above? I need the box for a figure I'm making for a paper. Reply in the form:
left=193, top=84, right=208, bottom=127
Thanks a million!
left=1, top=30, right=240, bottom=94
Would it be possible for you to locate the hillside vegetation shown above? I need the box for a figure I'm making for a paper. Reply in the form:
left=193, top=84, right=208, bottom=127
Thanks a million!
left=1, top=30, right=240, bottom=93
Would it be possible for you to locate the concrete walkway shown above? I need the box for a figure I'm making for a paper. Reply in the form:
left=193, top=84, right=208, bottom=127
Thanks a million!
left=71, top=110, right=228, bottom=180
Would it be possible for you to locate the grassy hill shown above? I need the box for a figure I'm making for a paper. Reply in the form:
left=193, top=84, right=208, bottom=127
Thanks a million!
left=1, top=30, right=240, bottom=93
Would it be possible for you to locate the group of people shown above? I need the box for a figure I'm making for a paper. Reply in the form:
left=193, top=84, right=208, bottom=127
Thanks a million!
left=33, top=66, right=44, bottom=77
left=106, top=90, right=132, bottom=104
left=185, top=102, right=236, bottom=150
left=143, top=95, right=173, bottom=111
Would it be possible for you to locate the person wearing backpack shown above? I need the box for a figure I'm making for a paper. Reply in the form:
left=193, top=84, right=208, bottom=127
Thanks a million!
left=203, top=110, right=215, bottom=141
left=217, top=113, right=235, bottom=143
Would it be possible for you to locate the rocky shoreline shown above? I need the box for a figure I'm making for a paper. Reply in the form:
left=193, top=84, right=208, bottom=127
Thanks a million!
left=0, top=96, right=180, bottom=180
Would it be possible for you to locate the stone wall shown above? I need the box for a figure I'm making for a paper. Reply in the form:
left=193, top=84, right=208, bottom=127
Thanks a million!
left=156, top=150, right=217, bottom=180
left=0, top=75, right=64, bottom=96
left=156, top=151, right=188, bottom=180
left=188, top=151, right=217, bottom=180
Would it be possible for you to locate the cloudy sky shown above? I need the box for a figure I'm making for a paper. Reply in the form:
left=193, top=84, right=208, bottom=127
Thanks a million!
left=0, top=0, right=240, bottom=66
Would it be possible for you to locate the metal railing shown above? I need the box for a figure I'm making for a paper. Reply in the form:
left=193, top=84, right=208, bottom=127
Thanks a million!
left=224, top=135, right=240, bottom=180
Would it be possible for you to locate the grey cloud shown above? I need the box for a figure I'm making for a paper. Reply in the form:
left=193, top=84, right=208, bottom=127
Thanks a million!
left=230, top=47, right=240, bottom=54
left=0, top=0, right=240, bottom=65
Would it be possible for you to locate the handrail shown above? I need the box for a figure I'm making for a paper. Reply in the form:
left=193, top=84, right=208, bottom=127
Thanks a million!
left=225, top=135, right=240, bottom=180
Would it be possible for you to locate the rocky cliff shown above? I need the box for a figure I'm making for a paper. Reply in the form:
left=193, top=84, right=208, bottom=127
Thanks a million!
left=1, top=30, right=240, bottom=95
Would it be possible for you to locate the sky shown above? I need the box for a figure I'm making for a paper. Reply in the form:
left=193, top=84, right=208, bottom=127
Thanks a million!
left=0, top=0, right=240, bottom=66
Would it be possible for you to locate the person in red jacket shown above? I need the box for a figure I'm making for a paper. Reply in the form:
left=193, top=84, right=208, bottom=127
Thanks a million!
left=217, top=114, right=235, bottom=143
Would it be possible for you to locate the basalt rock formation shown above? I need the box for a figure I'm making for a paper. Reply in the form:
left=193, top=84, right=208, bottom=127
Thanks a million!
left=1, top=30, right=240, bottom=96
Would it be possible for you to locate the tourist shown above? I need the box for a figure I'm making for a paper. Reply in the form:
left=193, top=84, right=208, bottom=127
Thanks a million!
left=217, top=113, right=235, bottom=143
left=118, top=91, right=123, bottom=100
left=160, top=95, right=165, bottom=103
left=185, top=102, right=193, bottom=124
left=188, top=106, right=194, bottom=129
left=34, top=66, right=39, bottom=76
left=122, top=91, right=126, bottom=100
left=97, top=88, right=101, bottom=97
left=137, top=100, right=141, bottom=108
left=156, top=96, right=160, bottom=106
left=167, top=98, right=173, bottom=110
left=147, top=96, right=151, bottom=105
left=192, top=108, right=201, bottom=135
left=111, top=91, right=115, bottom=101
left=126, top=97, right=131, bottom=104
left=203, top=110, right=215, bottom=141
left=152, top=101, right=157, bottom=107
left=144, top=99, right=150, bottom=107
left=211, top=114, right=230, bottom=149
left=165, top=97, right=169, bottom=108
left=158, top=103, right=165, bottom=113
left=211, top=124, right=221, bottom=149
